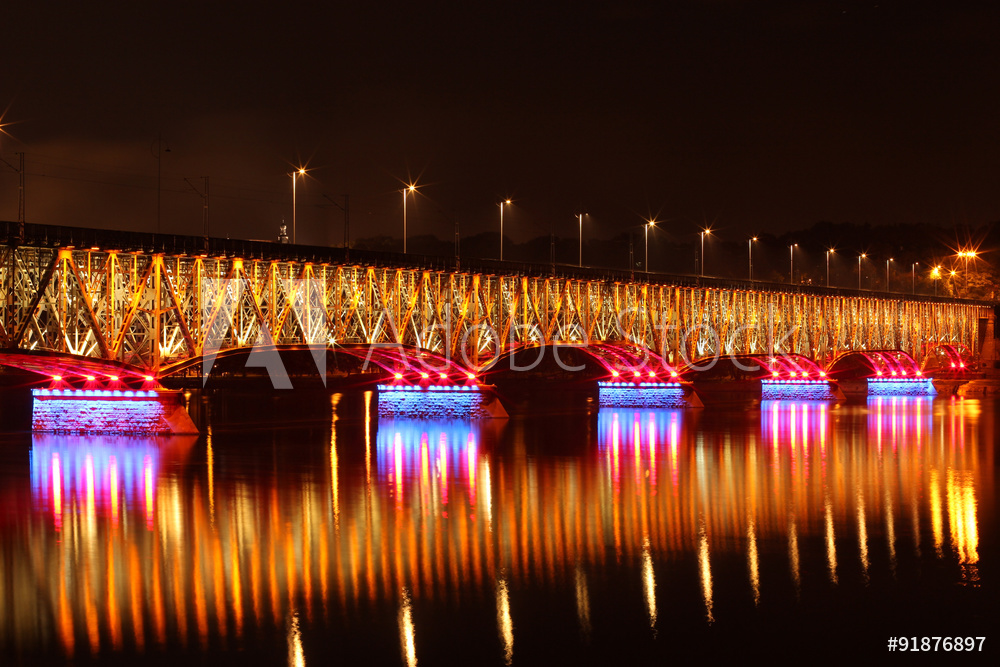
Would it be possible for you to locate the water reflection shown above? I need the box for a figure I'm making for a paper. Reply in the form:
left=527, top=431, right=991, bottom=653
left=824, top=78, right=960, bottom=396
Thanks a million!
left=398, top=588, right=416, bottom=667
left=0, top=398, right=991, bottom=662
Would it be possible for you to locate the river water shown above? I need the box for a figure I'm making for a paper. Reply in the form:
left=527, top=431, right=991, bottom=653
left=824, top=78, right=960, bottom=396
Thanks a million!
left=0, top=394, right=995, bottom=665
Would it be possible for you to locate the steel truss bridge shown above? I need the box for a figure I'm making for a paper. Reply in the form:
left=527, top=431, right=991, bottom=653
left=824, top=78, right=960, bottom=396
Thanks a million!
left=0, top=222, right=994, bottom=381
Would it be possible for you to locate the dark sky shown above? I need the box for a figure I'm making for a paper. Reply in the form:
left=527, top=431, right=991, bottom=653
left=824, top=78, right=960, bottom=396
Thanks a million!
left=2, top=1, right=999, bottom=247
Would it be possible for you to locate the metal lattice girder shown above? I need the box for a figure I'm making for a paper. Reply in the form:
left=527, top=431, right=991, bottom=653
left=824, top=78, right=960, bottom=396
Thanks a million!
left=0, top=243, right=991, bottom=374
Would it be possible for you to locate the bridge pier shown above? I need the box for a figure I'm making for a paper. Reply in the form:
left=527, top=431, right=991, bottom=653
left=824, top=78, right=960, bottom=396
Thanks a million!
left=31, top=388, right=199, bottom=434
left=760, top=379, right=844, bottom=401
left=597, top=381, right=703, bottom=408
left=377, top=384, right=508, bottom=419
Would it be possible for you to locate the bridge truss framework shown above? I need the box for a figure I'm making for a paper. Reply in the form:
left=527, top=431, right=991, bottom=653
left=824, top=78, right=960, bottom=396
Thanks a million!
left=0, top=243, right=991, bottom=375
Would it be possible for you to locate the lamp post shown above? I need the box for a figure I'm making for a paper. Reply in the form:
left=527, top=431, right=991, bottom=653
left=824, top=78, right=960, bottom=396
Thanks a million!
left=291, top=167, right=306, bottom=244
left=0, top=152, right=25, bottom=238
left=152, top=135, right=171, bottom=234
left=826, top=249, right=834, bottom=287
left=402, top=184, right=416, bottom=253
left=700, top=229, right=711, bottom=277
left=858, top=253, right=866, bottom=290
left=323, top=194, right=350, bottom=253
left=931, top=265, right=941, bottom=296
left=499, top=199, right=511, bottom=260
left=911, top=262, right=917, bottom=294
left=885, top=258, right=893, bottom=291
left=748, top=237, right=757, bottom=281
left=958, top=250, right=977, bottom=296
left=644, top=219, right=656, bottom=272
left=788, top=243, right=798, bottom=284
left=578, top=213, right=585, bottom=266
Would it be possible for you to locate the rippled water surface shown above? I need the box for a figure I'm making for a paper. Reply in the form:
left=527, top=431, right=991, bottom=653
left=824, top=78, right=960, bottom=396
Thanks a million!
left=0, top=395, right=996, bottom=664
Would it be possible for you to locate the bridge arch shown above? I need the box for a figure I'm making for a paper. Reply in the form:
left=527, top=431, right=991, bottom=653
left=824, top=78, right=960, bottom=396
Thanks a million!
left=481, top=341, right=682, bottom=382
left=921, top=343, right=972, bottom=372
left=679, top=353, right=824, bottom=381
left=0, top=350, right=152, bottom=386
left=826, top=349, right=923, bottom=381
left=158, top=343, right=475, bottom=385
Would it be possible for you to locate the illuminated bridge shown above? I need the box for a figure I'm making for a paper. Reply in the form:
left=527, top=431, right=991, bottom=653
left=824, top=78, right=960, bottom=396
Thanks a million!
left=0, top=221, right=994, bottom=389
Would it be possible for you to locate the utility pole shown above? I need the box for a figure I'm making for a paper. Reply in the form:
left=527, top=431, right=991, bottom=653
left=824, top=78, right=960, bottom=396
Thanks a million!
left=629, top=233, right=634, bottom=282
left=1, top=152, right=24, bottom=240
left=184, top=176, right=210, bottom=237
left=323, top=194, right=350, bottom=257
left=16, top=152, right=23, bottom=232
left=155, top=134, right=163, bottom=233
left=550, top=232, right=556, bottom=276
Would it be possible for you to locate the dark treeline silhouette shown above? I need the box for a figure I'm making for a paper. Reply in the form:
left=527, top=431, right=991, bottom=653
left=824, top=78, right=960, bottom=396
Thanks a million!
left=354, top=221, right=999, bottom=300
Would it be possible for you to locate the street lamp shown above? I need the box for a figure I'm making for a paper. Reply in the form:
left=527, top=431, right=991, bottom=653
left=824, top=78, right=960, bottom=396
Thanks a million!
left=700, top=229, right=711, bottom=277
left=578, top=213, right=586, bottom=266
left=826, top=249, right=834, bottom=287
left=748, top=237, right=757, bottom=281
left=788, top=243, right=798, bottom=284
left=858, top=253, right=867, bottom=290
left=402, top=184, right=416, bottom=253
left=291, top=167, right=306, bottom=244
left=499, top=199, right=511, bottom=260
left=957, top=250, right=977, bottom=296
left=931, top=265, right=941, bottom=296
left=885, top=258, right=893, bottom=291
left=911, top=262, right=918, bottom=294
left=644, top=218, right=657, bottom=272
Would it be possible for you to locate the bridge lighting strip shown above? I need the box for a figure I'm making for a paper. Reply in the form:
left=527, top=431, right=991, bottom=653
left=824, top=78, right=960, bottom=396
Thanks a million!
left=377, top=384, right=480, bottom=392
left=761, top=379, right=831, bottom=385
left=33, top=389, right=159, bottom=398
left=869, top=377, right=926, bottom=382
left=598, top=381, right=682, bottom=387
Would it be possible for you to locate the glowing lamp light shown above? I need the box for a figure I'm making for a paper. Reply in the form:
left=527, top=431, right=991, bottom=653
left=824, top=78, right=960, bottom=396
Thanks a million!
left=916, top=370, right=923, bottom=376
left=52, top=375, right=62, bottom=382
left=819, top=371, right=826, bottom=377
left=108, top=375, right=119, bottom=381
left=900, top=370, right=906, bottom=376
left=800, top=371, right=808, bottom=378
left=143, top=375, right=154, bottom=382
left=633, top=370, right=641, bottom=377
left=394, top=373, right=404, bottom=380
left=890, top=371, right=897, bottom=376
left=466, top=372, right=476, bottom=380
left=85, top=375, right=95, bottom=381
left=876, top=371, right=883, bottom=376
left=648, top=371, right=656, bottom=378
left=439, top=372, right=448, bottom=379
left=611, top=370, right=620, bottom=378
left=959, top=362, right=965, bottom=368
left=789, top=371, right=797, bottom=378
left=420, top=372, right=429, bottom=379
left=771, top=371, right=780, bottom=377
left=670, top=371, right=679, bottom=378
left=950, top=362, right=956, bottom=368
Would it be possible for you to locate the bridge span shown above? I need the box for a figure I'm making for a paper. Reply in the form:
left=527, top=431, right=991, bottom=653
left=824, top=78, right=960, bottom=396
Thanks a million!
left=0, top=221, right=994, bottom=384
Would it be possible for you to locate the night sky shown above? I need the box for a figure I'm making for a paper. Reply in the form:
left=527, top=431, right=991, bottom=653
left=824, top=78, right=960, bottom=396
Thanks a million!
left=3, top=1, right=999, bottom=249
